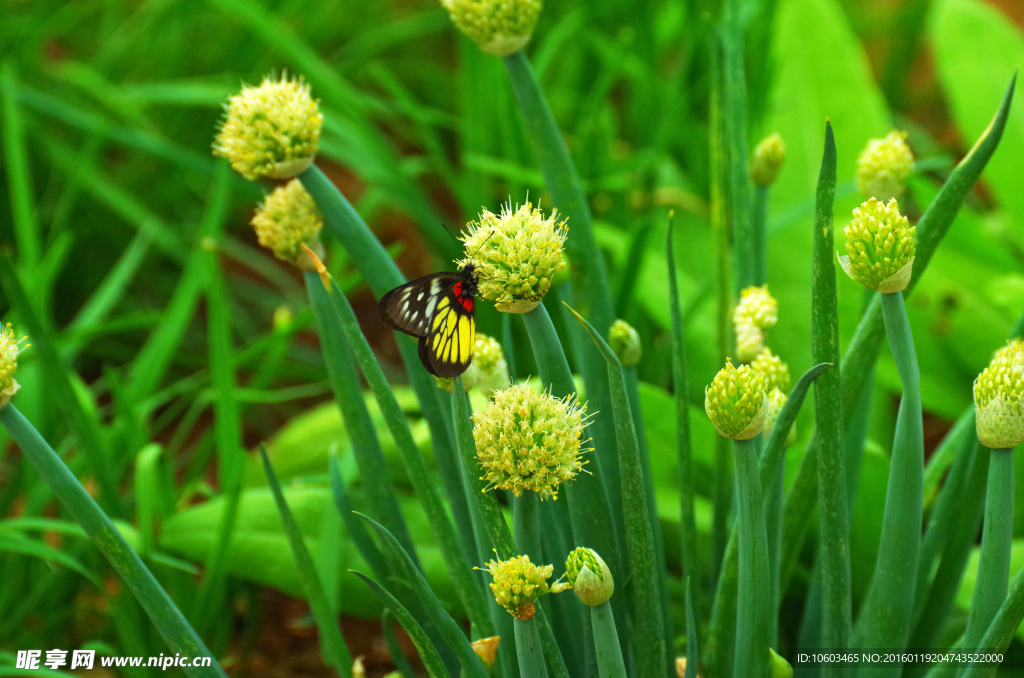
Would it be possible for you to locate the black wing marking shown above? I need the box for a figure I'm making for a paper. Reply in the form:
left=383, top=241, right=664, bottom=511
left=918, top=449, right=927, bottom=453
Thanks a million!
left=378, top=272, right=463, bottom=338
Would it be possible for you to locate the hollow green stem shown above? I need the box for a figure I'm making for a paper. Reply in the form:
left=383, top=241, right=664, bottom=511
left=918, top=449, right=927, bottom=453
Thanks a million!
left=590, top=601, right=626, bottom=678
left=961, top=566, right=1024, bottom=678
left=0, top=404, right=225, bottom=678
left=733, top=436, right=771, bottom=678
left=853, top=291, right=923, bottom=669
left=515, top=617, right=550, bottom=678
left=514, top=491, right=541, bottom=562
left=765, top=452, right=784, bottom=649
left=721, top=0, right=753, bottom=291
left=961, top=448, right=1015, bottom=657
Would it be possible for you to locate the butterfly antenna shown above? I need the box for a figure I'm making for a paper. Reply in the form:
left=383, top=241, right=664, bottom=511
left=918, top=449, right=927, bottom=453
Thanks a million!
left=468, top=230, right=497, bottom=259
left=440, top=222, right=462, bottom=243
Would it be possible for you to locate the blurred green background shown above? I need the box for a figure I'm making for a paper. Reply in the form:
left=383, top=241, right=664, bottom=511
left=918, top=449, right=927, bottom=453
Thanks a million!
left=2, top=0, right=1024, bottom=674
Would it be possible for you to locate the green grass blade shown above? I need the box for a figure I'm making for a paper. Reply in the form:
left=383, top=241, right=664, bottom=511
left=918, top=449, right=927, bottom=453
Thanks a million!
left=358, top=515, right=488, bottom=678
left=190, top=165, right=242, bottom=634
left=961, top=448, right=1014, bottom=654
left=961, top=566, right=1024, bottom=678
left=0, top=254, right=122, bottom=516
left=0, top=404, right=224, bottom=677
left=328, top=449, right=389, bottom=585
left=260, top=445, right=353, bottom=673
left=0, top=534, right=102, bottom=587
left=353, top=572, right=452, bottom=678
left=668, top=215, right=699, bottom=618
left=564, top=304, right=668, bottom=678
left=685, top=577, right=699, bottom=678
left=2, top=62, right=40, bottom=269
left=381, top=609, right=418, bottom=678
left=810, top=120, right=851, bottom=663
left=306, top=271, right=419, bottom=565
left=720, top=0, right=753, bottom=290
left=314, top=267, right=491, bottom=634
left=852, top=292, right=923, bottom=666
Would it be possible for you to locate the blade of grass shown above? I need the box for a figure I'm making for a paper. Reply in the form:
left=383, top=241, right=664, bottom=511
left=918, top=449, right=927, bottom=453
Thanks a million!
left=189, top=164, right=241, bottom=634
left=306, top=271, right=419, bottom=566
left=381, top=610, right=418, bottom=678
left=328, top=448, right=389, bottom=585
left=0, top=254, right=122, bottom=517
left=260, top=445, right=352, bottom=673
left=733, top=435, right=771, bottom=678
left=669, top=212, right=700, bottom=628
left=352, top=572, right=452, bottom=678
left=0, top=403, right=224, bottom=677
left=960, top=566, right=1024, bottom=678
left=779, top=73, right=1018, bottom=608
left=359, top=515, right=488, bottom=678
left=565, top=303, right=668, bottom=678
left=810, top=120, right=851, bottom=666
left=2, top=61, right=40, bottom=269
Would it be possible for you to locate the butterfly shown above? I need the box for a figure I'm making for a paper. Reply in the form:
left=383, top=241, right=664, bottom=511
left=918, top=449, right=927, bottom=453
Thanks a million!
left=378, top=263, right=479, bottom=378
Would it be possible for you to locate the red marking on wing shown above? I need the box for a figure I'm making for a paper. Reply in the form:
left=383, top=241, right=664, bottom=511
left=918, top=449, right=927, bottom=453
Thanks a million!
left=462, top=297, right=474, bottom=311
left=452, top=282, right=462, bottom=297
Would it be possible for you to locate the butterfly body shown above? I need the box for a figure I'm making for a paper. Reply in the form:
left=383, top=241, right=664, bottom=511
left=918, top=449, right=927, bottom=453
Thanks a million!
left=378, top=263, right=478, bottom=378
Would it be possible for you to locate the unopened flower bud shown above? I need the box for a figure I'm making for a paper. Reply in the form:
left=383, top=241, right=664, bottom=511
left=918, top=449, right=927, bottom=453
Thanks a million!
left=676, top=658, right=703, bottom=678
left=459, top=201, right=567, bottom=313
left=474, top=334, right=510, bottom=397
left=839, top=198, right=915, bottom=293
left=734, top=285, right=778, bottom=330
left=974, top=341, right=1024, bottom=449
left=751, top=133, right=786, bottom=187
left=735, top=322, right=766, bottom=364
left=0, top=324, right=28, bottom=408
left=480, top=555, right=567, bottom=619
left=705, top=359, right=768, bottom=440
left=213, top=74, right=323, bottom=181
left=857, top=130, right=914, bottom=202
left=440, top=0, right=543, bottom=56
left=565, top=547, right=614, bottom=606
left=352, top=656, right=366, bottom=677
left=251, top=179, right=324, bottom=269
left=473, top=383, right=589, bottom=499
left=608, top=319, right=642, bottom=367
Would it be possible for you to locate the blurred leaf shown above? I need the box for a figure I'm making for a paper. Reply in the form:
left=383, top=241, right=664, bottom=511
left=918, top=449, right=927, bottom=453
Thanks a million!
left=930, top=0, right=1024, bottom=240
left=159, top=487, right=459, bottom=619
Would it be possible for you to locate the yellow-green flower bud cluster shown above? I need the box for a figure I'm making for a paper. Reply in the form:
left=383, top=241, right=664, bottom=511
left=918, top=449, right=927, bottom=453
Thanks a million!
left=213, top=74, right=323, bottom=181
left=472, top=383, right=588, bottom=499
left=856, top=130, right=914, bottom=203
left=440, top=0, right=543, bottom=57
left=251, top=179, right=324, bottom=269
left=974, top=341, right=1024, bottom=449
left=751, top=349, right=794, bottom=446
left=705, top=359, right=768, bottom=440
left=474, top=334, right=510, bottom=398
left=481, top=555, right=566, bottom=619
left=565, top=547, right=614, bottom=606
left=459, top=202, right=567, bottom=313
left=751, top=133, right=787, bottom=187
left=840, top=198, right=915, bottom=293
left=733, top=285, right=778, bottom=363
left=0, top=324, right=27, bottom=407
left=472, top=637, right=501, bottom=675
left=608, top=319, right=642, bottom=367
left=749, top=348, right=790, bottom=393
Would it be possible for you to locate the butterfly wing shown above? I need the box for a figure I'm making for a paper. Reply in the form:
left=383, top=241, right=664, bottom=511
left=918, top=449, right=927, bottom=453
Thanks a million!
left=378, top=272, right=464, bottom=338
left=423, top=288, right=476, bottom=378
